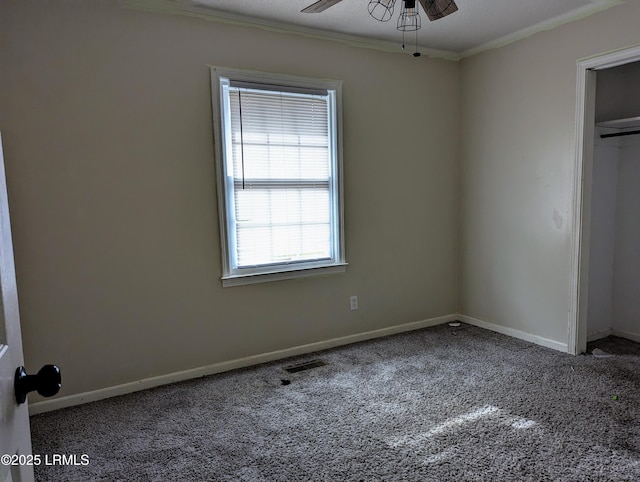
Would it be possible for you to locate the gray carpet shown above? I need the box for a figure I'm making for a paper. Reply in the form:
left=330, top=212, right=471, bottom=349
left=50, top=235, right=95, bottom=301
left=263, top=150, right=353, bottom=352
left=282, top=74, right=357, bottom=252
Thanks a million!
left=30, top=323, right=640, bottom=481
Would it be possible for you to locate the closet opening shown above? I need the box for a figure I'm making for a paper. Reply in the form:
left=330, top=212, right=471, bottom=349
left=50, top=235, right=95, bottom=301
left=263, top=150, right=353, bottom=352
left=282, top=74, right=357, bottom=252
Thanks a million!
left=570, top=46, right=640, bottom=354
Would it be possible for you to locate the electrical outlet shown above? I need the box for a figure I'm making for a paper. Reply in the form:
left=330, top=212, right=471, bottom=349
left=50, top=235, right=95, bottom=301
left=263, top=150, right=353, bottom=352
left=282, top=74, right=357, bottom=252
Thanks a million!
left=350, top=295, right=358, bottom=311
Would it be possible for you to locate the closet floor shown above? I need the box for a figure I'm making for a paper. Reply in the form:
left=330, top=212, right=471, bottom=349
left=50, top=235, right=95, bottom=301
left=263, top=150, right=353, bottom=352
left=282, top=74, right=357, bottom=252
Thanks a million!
left=588, top=335, right=640, bottom=356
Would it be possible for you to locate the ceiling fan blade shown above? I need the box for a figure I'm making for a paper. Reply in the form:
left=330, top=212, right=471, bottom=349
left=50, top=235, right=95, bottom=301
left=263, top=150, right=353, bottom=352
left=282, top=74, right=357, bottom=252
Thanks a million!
left=301, top=0, right=344, bottom=14
left=419, top=0, right=458, bottom=21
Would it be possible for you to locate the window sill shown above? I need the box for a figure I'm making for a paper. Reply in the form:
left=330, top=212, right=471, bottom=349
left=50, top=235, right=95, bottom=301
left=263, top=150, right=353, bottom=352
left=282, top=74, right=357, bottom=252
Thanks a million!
left=221, top=263, right=348, bottom=287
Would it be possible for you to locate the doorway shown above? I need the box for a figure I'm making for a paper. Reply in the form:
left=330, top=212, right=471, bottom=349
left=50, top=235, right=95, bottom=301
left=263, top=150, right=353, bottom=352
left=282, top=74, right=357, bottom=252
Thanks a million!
left=570, top=45, right=640, bottom=355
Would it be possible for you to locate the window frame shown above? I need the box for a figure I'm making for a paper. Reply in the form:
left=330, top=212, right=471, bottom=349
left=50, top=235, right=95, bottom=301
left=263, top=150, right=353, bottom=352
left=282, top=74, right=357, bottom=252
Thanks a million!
left=210, top=66, right=346, bottom=287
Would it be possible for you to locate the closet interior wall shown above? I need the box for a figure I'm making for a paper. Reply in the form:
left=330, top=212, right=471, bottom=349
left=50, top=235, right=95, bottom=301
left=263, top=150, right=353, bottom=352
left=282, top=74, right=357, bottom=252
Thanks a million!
left=587, top=61, right=640, bottom=343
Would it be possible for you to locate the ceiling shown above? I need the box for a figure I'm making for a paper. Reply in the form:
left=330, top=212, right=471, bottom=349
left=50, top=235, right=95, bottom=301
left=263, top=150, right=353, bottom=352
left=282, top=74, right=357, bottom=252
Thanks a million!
left=135, top=0, right=621, bottom=59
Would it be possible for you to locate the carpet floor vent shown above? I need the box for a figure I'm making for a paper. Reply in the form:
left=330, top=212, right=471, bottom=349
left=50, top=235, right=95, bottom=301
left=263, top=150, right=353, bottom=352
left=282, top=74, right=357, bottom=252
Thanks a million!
left=284, top=359, right=326, bottom=373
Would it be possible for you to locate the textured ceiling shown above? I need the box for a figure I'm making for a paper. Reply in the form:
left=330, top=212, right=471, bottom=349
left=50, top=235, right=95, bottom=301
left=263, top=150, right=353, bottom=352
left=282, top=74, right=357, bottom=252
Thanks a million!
left=146, top=0, right=621, bottom=58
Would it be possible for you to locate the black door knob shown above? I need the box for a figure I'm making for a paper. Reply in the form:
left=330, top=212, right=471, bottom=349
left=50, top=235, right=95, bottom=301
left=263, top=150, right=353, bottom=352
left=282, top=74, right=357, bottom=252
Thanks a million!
left=14, top=365, right=61, bottom=404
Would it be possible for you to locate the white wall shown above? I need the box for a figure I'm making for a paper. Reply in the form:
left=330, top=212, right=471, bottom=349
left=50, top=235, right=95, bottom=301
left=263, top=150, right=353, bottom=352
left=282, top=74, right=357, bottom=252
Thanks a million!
left=586, top=132, right=619, bottom=340
left=612, top=134, right=640, bottom=340
left=0, top=0, right=459, bottom=400
left=596, top=61, right=640, bottom=123
left=459, top=1, right=640, bottom=346
left=587, top=61, right=640, bottom=342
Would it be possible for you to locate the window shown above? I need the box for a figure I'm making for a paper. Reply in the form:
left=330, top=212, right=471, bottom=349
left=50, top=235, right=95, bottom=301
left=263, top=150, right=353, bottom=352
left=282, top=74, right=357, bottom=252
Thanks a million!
left=210, top=67, right=346, bottom=287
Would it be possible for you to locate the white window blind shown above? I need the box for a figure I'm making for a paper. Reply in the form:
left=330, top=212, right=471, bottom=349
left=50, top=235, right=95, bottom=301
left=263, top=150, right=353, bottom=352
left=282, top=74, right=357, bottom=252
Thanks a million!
left=227, top=86, right=332, bottom=267
left=212, top=68, right=345, bottom=285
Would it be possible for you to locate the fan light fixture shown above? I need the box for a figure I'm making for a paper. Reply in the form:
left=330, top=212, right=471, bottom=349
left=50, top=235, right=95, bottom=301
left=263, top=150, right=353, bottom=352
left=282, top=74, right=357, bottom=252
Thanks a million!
left=367, top=0, right=458, bottom=29
left=367, top=0, right=396, bottom=22
left=303, top=0, right=459, bottom=56
left=397, top=1, right=421, bottom=31
left=369, top=0, right=421, bottom=55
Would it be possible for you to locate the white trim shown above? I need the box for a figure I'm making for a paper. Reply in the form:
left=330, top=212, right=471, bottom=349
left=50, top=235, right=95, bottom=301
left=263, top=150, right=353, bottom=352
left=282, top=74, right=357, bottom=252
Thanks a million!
left=578, top=44, right=640, bottom=71
left=28, top=314, right=458, bottom=415
left=124, top=0, right=621, bottom=61
left=28, top=312, right=584, bottom=414
left=457, top=315, right=568, bottom=353
left=222, top=263, right=348, bottom=287
left=587, top=328, right=612, bottom=342
left=459, top=0, right=622, bottom=59
left=124, top=0, right=623, bottom=61
left=569, top=44, right=640, bottom=355
left=568, top=66, right=596, bottom=356
left=210, top=66, right=346, bottom=287
left=122, top=0, right=459, bottom=61
left=611, top=329, right=640, bottom=344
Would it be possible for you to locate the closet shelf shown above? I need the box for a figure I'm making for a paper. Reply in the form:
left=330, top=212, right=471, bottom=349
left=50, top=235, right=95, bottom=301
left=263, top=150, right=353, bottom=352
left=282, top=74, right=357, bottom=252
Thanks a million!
left=596, top=116, right=640, bottom=129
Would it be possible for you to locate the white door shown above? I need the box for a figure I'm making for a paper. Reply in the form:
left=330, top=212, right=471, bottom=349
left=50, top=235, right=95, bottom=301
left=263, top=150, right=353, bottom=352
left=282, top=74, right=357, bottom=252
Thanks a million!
left=0, top=132, right=34, bottom=482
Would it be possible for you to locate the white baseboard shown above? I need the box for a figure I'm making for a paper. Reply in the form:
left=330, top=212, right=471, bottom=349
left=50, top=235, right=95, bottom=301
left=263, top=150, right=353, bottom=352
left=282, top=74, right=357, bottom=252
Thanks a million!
left=457, top=315, right=568, bottom=353
left=587, top=328, right=613, bottom=342
left=29, top=313, right=458, bottom=415
left=586, top=328, right=640, bottom=343
left=612, top=329, right=640, bottom=343
left=29, top=313, right=580, bottom=415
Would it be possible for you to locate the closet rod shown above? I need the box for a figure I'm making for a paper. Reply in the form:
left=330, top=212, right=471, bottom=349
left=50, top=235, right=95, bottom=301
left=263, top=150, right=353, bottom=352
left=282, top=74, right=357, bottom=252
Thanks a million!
left=600, top=129, right=640, bottom=139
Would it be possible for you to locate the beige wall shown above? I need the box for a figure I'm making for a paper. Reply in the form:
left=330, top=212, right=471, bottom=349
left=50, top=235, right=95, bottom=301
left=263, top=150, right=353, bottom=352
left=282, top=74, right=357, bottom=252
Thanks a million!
left=459, top=1, right=640, bottom=345
left=0, top=1, right=459, bottom=398
left=8, top=0, right=635, bottom=403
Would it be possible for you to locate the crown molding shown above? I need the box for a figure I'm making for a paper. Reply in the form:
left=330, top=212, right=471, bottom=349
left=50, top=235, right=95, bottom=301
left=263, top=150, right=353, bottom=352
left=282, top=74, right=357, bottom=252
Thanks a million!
left=459, top=0, right=623, bottom=59
left=122, top=0, right=622, bottom=62
left=121, top=0, right=461, bottom=61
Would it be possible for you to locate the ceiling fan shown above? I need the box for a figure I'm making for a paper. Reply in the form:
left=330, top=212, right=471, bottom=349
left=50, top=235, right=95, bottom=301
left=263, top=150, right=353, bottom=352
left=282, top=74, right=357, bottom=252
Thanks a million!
left=302, top=0, right=459, bottom=22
